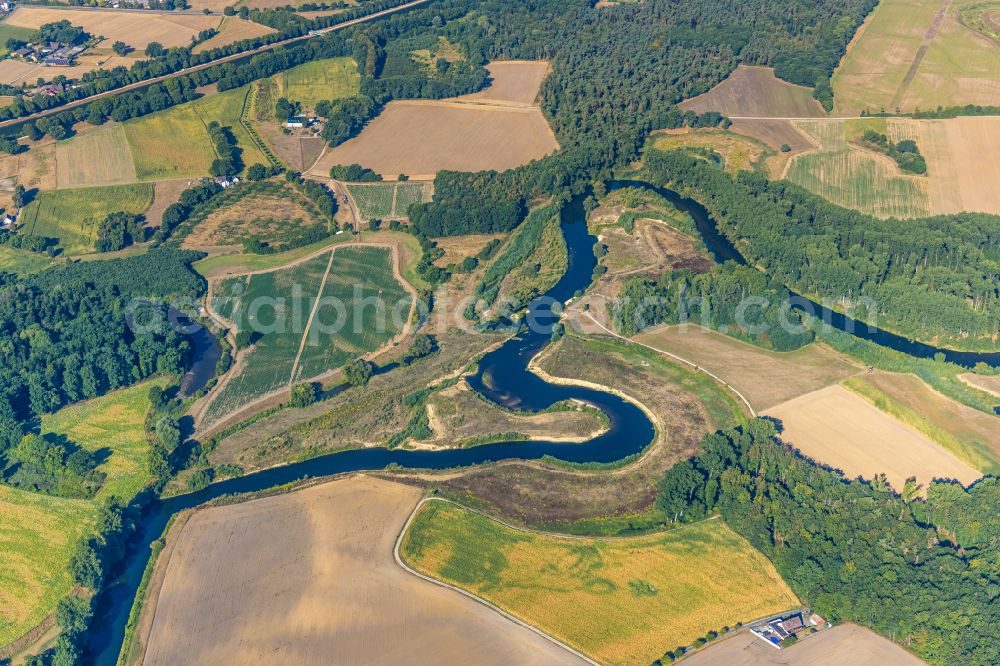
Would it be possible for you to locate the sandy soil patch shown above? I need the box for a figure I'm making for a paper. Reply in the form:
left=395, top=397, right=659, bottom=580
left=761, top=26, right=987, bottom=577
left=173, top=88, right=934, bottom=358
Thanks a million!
left=312, top=101, right=558, bottom=179
left=455, top=60, right=550, bottom=106
left=765, top=384, right=981, bottom=491
left=634, top=325, right=860, bottom=411
left=680, top=65, right=827, bottom=118
left=141, top=477, right=584, bottom=665
left=682, top=623, right=925, bottom=666
left=5, top=7, right=221, bottom=50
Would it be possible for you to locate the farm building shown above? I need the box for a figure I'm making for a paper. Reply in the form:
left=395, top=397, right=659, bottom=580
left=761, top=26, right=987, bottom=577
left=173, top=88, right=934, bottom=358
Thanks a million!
left=285, top=114, right=317, bottom=129
left=749, top=611, right=826, bottom=649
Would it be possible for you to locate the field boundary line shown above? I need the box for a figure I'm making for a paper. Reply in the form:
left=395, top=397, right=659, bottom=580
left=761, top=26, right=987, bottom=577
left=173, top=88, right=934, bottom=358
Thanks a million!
left=288, top=248, right=337, bottom=382
left=577, top=311, right=757, bottom=417
left=393, top=496, right=602, bottom=666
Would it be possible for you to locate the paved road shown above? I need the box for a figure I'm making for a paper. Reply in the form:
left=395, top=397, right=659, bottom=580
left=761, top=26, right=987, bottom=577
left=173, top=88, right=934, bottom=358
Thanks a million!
left=0, top=0, right=432, bottom=131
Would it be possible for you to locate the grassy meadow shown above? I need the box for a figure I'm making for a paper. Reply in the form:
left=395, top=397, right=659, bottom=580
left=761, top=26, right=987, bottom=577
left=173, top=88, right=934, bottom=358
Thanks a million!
left=0, top=245, right=55, bottom=275
left=19, top=184, right=153, bottom=255
left=54, top=124, right=137, bottom=189
left=401, top=501, right=799, bottom=665
left=281, top=57, right=360, bottom=110
left=0, top=379, right=163, bottom=648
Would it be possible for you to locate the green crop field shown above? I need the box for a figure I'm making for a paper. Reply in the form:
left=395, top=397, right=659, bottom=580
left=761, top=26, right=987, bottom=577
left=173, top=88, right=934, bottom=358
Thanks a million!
left=124, top=87, right=269, bottom=180
left=785, top=120, right=929, bottom=219
left=0, top=378, right=163, bottom=648
left=0, top=23, right=36, bottom=56
left=401, top=501, right=799, bottom=666
left=0, top=245, right=54, bottom=275
left=346, top=182, right=430, bottom=220
left=19, top=184, right=154, bottom=256
left=203, top=246, right=410, bottom=426
left=281, top=57, right=360, bottom=110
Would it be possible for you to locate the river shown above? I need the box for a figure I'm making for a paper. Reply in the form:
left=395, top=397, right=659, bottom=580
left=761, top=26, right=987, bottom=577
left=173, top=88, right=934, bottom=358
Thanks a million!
left=87, top=182, right=999, bottom=663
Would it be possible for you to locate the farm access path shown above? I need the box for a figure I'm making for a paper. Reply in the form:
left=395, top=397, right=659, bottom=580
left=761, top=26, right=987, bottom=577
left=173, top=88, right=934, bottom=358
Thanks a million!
left=0, top=0, right=433, bottom=132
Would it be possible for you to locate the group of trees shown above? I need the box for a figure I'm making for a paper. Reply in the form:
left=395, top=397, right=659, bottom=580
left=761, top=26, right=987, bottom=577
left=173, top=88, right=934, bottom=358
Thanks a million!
left=860, top=130, right=927, bottom=174
left=657, top=419, right=1000, bottom=664
left=612, top=263, right=815, bottom=351
left=207, top=122, right=243, bottom=178
left=3, top=433, right=105, bottom=499
left=641, top=149, right=1000, bottom=349
left=38, top=20, right=91, bottom=46
left=96, top=211, right=145, bottom=253
left=329, top=163, right=381, bottom=182
left=156, top=180, right=224, bottom=241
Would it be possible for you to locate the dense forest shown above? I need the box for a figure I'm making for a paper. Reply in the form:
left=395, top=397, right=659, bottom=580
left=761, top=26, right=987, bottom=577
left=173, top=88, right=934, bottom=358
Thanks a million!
left=657, top=420, right=1000, bottom=665
left=0, top=250, right=205, bottom=456
left=641, top=149, right=1000, bottom=349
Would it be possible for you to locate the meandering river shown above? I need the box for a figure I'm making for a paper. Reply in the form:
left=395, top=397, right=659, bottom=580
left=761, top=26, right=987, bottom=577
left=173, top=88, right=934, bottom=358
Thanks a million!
left=88, top=182, right=999, bottom=664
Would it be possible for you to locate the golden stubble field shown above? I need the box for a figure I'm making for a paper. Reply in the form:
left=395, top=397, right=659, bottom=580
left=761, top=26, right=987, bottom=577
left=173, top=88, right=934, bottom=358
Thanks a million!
left=680, top=65, right=827, bottom=118
left=139, top=477, right=586, bottom=665
left=682, top=623, right=926, bottom=666
left=765, top=384, right=982, bottom=492
left=5, top=7, right=221, bottom=49
left=312, top=60, right=559, bottom=179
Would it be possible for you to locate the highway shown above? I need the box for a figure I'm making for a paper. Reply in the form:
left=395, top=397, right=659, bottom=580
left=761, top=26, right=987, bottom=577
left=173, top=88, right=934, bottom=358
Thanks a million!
left=0, top=0, right=432, bottom=131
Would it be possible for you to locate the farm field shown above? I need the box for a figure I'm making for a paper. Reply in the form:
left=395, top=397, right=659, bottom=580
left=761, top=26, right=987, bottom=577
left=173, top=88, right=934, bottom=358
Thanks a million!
left=191, top=16, right=275, bottom=55
left=0, top=58, right=41, bottom=85
left=139, top=477, right=584, bottom=665
left=633, top=325, right=860, bottom=412
left=845, top=372, right=1000, bottom=474
left=682, top=623, right=926, bottom=666
left=832, top=0, right=1000, bottom=114
left=765, top=384, right=982, bottom=491
left=0, top=379, right=162, bottom=650
left=281, top=57, right=361, bottom=110
left=18, top=183, right=153, bottom=255
left=124, top=86, right=269, bottom=180
left=202, top=245, right=412, bottom=427
left=314, top=101, right=559, bottom=179
left=785, top=119, right=931, bottom=218
left=400, top=500, right=799, bottom=666
left=961, top=372, right=1000, bottom=397
left=0, top=21, right=35, bottom=56
left=54, top=125, right=137, bottom=189
left=346, top=182, right=431, bottom=220
left=679, top=65, right=827, bottom=118
left=455, top=60, right=550, bottom=105
left=4, top=6, right=221, bottom=50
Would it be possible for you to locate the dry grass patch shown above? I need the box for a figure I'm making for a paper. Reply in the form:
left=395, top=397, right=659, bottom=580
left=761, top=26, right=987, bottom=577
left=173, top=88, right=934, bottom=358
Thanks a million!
left=680, top=65, right=827, bottom=118
left=313, top=101, right=558, bottom=179
left=683, top=623, right=925, bottom=666
left=434, top=233, right=505, bottom=265
left=765, top=384, right=981, bottom=492
left=0, top=59, right=40, bottom=85
left=845, top=371, right=1000, bottom=474
left=651, top=129, right=768, bottom=174
left=961, top=372, right=1000, bottom=397
left=634, top=325, right=860, bottom=411
left=192, top=16, right=275, bottom=54
left=144, top=180, right=190, bottom=229
left=54, top=124, right=136, bottom=189
left=0, top=140, right=55, bottom=192
left=141, top=477, right=582, bottom=665
left=455, top=60, right=550, bottom=105
left=401, top=501, right=799, bottom=666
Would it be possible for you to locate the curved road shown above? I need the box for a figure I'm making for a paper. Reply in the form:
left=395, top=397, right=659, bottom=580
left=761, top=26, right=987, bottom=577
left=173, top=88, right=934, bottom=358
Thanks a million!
left=0, top=0, right=432, bottom=131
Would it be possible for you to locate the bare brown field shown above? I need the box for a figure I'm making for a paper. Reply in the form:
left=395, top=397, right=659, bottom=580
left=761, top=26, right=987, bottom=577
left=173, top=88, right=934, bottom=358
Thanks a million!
left=434, top=232, right=505, bottom=265
left=680, top=65, right=827, bottom=118
left=5, top=7, right=220, bottom=50
left=192, top=17, right=276, bottom=54
left=728, top=118, right=815, bottom=152
left=455, top=60, right=550, bottom=105
left=54, top=125, right=136, bottom=188
left=425, top=381, right=607, bottom=446
left=846, top=371, right=1000, bottom=473
left=765, top=384, right=981, bottom=492
left=312, top=101, right=559, bottom=179
left=144, top=180, right=189, bottom=229
left=257, top=121, right=325, bottom=171
left=634, top=325, right=860, bottom=411
left=0, top=140, right=56, bottom=194
left=961, top=372, right=1000, bottom=397
left=682, top=623, right=925, bottom=666
left=0, top=59, right=40, bottom=85
left=140, top=477, right=585, bottom=665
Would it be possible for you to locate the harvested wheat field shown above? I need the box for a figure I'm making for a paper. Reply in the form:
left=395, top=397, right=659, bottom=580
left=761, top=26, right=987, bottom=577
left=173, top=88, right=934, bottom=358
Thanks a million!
left=682, top=623, right=925, bottom=666
left=728, top=118, right=815, bottom=152
left=766, top=384, right=981, bottom=492
left=4, top=7, right=221, bottom=50
left=0, top=59, right=40, bottom=85
left=314, top=102, right=558, bottom=179
left=54, top=125, right=136, bottom=188
left=455, top=60, right=550, bottom=105
left=192, top=17, right=275, bottom=54
left=140, top=477, right=585, bottom=665
left=680, top=65, right=827, bottom=118
left=634, top=325, right=860, bottom=411
left=846, top=372, right=1000, bottom=474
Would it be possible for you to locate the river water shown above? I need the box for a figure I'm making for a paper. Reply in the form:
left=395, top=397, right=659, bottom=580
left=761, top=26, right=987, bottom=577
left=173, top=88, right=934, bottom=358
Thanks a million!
left=87, top=182, right=999, bottom=663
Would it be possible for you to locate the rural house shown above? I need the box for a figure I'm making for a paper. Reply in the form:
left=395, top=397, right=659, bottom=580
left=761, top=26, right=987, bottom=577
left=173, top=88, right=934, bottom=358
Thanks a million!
left=749, top=611, right=825, bottom=649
